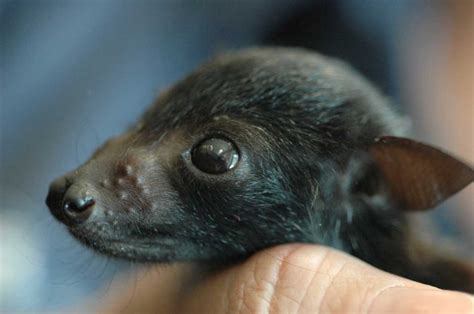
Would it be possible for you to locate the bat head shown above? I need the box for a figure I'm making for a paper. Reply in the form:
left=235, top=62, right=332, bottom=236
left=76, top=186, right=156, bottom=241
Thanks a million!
left=46, top=48, right=473, bottom=263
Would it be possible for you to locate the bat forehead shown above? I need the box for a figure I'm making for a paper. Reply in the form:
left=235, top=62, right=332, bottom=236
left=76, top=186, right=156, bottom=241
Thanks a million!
left=142, top=51, right=358, bottom=132
left=134, top=48, right=405, bottom=162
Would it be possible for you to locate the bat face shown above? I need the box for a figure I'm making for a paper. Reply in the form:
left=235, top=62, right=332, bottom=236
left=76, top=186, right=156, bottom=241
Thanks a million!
left=45, top=48, right=472, bottom=275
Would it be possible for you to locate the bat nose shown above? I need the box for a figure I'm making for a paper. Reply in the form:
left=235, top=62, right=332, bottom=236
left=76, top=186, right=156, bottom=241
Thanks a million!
left=46, top=176, right=96, bottom=226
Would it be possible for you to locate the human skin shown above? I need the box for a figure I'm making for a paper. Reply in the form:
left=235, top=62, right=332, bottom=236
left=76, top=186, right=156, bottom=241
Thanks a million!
left=92, top=244, right=473, bottom=314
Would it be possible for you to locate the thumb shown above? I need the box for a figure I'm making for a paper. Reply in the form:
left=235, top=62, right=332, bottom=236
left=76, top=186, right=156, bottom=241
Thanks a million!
left=179, top=244, right=473, bottom=313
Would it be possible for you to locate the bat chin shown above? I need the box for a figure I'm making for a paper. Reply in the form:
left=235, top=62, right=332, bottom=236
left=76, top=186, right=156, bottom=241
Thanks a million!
left=68, top=227, right=185, bottom=262
left=99, top=240, right=183, bottom=263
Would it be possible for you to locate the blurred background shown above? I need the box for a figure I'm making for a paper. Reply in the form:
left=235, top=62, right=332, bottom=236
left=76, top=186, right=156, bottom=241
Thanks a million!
left=1, top=0, right=472, bottom=312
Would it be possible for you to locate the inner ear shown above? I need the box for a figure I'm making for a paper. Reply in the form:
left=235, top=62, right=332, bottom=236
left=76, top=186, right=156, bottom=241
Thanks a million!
left=346, top=154, right=385, bottom=198
left=368, top=136, right=474, bottom=211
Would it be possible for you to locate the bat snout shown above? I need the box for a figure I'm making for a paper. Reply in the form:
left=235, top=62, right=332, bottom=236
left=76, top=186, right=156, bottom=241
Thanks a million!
left=46, top=175, right=96, bottom=226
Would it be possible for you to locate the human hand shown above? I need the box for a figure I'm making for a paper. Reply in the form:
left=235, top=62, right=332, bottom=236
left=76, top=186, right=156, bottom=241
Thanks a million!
left=96, top=244, right=473, bottom=313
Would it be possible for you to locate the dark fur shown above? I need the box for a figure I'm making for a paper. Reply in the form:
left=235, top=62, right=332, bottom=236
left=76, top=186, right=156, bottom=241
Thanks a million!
left=47, top=48, right=473, bottom=292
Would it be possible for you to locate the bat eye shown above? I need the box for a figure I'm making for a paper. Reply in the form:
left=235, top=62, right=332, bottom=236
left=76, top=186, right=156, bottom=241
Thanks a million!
left=191, top=137, right=239, bottom=174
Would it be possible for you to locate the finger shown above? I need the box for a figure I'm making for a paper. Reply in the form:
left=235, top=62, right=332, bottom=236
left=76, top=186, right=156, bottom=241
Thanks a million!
left=92, top=264, right=195, bottom=314
left=178, top=244, right=473, bottom=314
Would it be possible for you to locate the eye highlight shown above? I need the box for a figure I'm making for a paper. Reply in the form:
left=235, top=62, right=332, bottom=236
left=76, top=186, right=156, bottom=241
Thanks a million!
left=191, top=137, right=239, bottom=174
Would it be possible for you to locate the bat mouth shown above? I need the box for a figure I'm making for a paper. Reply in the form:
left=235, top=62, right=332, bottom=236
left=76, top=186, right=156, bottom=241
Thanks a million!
left=103, top=238, right=181, bottom=262
left=68, top=226, right=184, bottom=262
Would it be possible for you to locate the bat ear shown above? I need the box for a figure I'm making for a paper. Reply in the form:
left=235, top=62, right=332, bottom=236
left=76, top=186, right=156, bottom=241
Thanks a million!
left=369, top=136, right=473, bottom=211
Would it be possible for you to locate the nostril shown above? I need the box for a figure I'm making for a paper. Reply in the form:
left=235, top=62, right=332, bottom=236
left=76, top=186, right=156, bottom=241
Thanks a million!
left=46, top=175, right=97, bottom=226
left=61, top=186, right=96, bottom=225
left=46, top=176, right=69, bottom=219
left=64, top=196, right=95, bottom=214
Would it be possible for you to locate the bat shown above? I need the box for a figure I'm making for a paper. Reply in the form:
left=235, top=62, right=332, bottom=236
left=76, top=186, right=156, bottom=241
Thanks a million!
left=46, top=48, right=474, bottom=293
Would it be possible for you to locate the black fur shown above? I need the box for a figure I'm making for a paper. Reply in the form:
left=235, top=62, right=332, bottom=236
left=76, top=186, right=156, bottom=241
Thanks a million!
left=46, top=48, right=473, bottom=292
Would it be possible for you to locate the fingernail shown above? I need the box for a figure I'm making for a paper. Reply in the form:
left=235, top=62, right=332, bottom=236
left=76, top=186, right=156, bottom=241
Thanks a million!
left=369, top=287, right=473, bottom=314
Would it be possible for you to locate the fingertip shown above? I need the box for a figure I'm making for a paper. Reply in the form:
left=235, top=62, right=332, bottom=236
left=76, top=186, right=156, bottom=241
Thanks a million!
left=368, top=287, right=473, bottom=314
